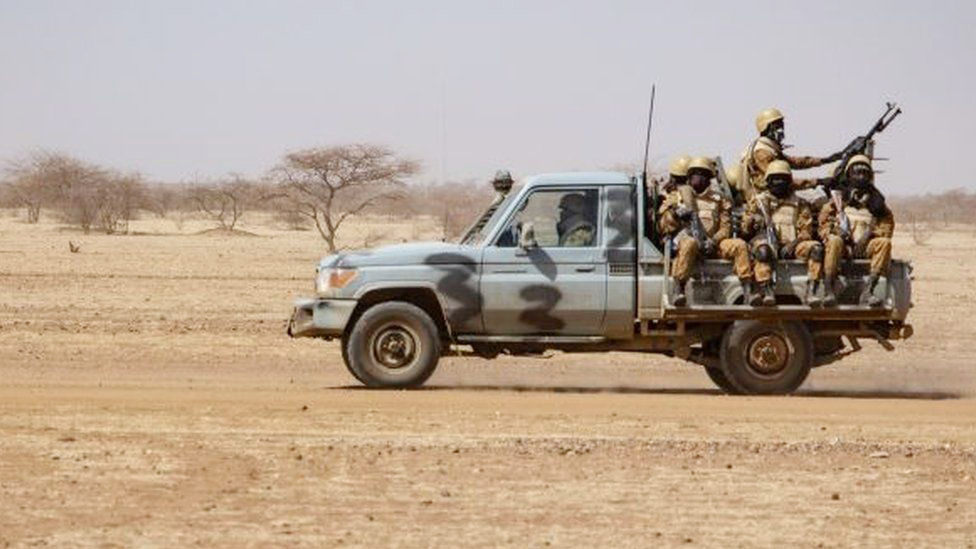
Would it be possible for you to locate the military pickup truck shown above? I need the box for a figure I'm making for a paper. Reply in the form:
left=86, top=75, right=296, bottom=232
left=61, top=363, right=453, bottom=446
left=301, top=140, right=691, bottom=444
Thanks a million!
left=288, top=171, right=913, bottom=394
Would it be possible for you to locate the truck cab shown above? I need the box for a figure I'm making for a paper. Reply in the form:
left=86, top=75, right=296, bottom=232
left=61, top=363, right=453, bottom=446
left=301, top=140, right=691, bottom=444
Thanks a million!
left=288, top=172, right=913, bottom=394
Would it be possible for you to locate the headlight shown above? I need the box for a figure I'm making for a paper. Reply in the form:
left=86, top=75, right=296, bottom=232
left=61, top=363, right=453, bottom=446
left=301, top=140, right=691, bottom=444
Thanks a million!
left=316, top=267, right=358, bottom=295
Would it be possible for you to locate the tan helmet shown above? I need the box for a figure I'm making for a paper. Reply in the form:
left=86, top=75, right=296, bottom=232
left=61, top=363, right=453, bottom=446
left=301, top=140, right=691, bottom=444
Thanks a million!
left=845, top=154, right=872, bottom=172
left=687, top=156, right=715, bottom=176
left=724, top=163, right=741, bottom=188
left=764, top=159, right=792, bottom=179
left=757, top=159, right=791, bottom=191
left=669, top=155, right=692, bottom=177
left=755, top=108, right=784, bottom=134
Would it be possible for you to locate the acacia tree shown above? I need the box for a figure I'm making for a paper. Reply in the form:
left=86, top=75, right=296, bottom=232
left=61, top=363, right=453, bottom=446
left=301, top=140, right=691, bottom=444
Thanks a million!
left=271, top=144, right=419, bottom=251
left=187, top=176, right=253, bottom=230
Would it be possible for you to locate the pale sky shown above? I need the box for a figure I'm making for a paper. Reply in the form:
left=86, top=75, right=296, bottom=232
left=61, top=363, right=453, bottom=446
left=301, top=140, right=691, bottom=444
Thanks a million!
left=1, top=0, right=973, bottom=193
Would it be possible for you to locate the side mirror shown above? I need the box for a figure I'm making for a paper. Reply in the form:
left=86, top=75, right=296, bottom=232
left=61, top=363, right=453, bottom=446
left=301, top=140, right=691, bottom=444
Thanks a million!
left=518, top=221, right=537, bottom=249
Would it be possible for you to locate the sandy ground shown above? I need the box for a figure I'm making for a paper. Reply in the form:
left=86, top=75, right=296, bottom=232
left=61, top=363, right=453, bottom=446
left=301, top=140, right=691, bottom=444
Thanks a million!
left=1, top=211, right=975, bottom=547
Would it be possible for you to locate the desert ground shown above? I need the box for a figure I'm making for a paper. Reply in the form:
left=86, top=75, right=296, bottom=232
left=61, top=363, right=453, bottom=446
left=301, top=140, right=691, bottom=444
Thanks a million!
left=1, top=210, right=975, bottom=548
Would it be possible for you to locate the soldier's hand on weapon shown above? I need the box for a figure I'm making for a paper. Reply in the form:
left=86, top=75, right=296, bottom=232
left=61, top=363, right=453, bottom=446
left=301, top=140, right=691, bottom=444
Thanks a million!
left=674, top=205, right=693, bottom=221
left=779, top=240, right=797, bottom=258
left=818, top=176, right=840, bottom=192
left=822, top=150, right=844, bottom=164
left=703, top=238, right=716, bottom=256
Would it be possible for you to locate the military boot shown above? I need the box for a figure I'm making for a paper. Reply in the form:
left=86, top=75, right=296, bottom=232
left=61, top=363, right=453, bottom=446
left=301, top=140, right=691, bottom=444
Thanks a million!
left=806, top=279, right=823, bottom=307
left=759, top=281, right=776, bottom=307
left=742, top=279, right=763, bottom=306
left=860, top=274, right=883, bottom=307
left=672, top=278, right=687, bottom=307
left=822, top=277, right=838, bottom=308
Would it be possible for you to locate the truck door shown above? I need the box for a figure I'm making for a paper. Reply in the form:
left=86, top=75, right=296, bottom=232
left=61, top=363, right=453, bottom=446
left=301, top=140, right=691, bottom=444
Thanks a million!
left=480, top=187, right=607, bottom=335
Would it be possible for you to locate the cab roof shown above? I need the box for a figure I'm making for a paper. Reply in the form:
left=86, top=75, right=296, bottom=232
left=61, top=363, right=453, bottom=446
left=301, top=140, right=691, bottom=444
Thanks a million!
left=523, top=171, right=633, bottom=186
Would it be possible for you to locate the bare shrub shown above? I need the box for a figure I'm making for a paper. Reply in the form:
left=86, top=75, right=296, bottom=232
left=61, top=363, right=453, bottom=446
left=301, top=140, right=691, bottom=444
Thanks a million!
left=270, top=144, right=419, bottom=252
left=96, top=173, right=147, bottom=234
left=188, top=176, right=254, bottom=231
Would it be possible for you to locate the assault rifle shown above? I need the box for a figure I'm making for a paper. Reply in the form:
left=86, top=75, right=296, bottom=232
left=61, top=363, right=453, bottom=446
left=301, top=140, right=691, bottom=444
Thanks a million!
left=756, top=195, right=779, bottom=283
left=713, top=156, right=742, bottom=238
left=678, top=184, right=710, bottom=253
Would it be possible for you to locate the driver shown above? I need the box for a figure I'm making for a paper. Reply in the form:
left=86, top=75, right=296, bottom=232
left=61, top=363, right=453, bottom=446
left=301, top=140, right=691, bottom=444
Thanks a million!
left=557, top=193, right=596, bottom=247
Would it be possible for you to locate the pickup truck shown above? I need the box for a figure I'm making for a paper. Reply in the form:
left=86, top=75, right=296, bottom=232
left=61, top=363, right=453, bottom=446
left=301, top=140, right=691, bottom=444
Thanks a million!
left=288, top=171, right=913, bottom=394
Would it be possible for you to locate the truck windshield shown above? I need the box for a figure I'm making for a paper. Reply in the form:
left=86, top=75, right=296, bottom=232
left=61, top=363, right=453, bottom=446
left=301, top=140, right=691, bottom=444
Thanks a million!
left=461, top=192, right=518, bottom=246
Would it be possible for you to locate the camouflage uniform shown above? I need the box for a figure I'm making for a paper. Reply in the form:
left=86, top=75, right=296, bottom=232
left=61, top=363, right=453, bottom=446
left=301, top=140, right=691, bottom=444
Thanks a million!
left=818, top=195, right=895, bottom=278
left=658, top=187, right=752, bottom=283
left=743, top=191, right=823, bottom=283
left=739, top=137, right=823, bottom=202
left=558, top=216, right=595, bottom=247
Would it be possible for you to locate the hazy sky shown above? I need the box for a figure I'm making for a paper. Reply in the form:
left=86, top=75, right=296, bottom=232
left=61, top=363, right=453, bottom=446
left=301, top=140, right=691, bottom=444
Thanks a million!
left=1, top=0, right=973, bottom=193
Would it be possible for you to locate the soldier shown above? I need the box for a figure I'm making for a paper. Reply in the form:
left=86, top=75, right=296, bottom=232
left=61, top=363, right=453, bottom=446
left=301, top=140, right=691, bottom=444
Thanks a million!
left=663, top=154, right=692, bottom=193
left=556, top=192, right=596, bottom=247
left=739, top=108, right=842, bottom=202
left=743, top=160, right=826, bottom=306
left=658, top=157, right=760, bottom=306
left=818, top=155, right=894, bottom=307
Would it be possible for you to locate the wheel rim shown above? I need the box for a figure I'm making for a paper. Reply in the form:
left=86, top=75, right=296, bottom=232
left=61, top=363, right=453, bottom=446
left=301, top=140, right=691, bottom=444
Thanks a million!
left=746, top=332, right=792, bottom=377
left=370, top=323, right=419, bottom=370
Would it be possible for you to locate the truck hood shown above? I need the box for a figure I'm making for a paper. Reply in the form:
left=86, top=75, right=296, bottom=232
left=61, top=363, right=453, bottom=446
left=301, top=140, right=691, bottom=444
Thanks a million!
left=320, top=241, right=480, bottom=269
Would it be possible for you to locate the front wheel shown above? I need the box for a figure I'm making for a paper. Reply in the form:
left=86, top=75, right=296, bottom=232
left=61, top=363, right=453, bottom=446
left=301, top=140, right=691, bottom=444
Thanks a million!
left=719, top=320, right=813, bottom=395
left=345, top=302, right=441, bottom=388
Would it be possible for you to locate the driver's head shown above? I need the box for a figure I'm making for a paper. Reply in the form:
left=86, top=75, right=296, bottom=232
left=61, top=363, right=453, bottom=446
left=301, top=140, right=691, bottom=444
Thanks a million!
left=687, top=157, right=715, bottom=195
left=756, top=107, right=785, bottom=144
left=763, top=160, right=793, bottom=199
left=558, top=193, right=586, bottom=220
left=845, top=154, right=874, bottom=190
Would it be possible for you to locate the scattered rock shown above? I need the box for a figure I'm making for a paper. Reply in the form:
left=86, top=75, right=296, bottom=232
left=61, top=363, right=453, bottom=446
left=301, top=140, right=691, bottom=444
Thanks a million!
left=869, top=451, right=890, bottom=459
left=831, top=493, right=840, bottom=501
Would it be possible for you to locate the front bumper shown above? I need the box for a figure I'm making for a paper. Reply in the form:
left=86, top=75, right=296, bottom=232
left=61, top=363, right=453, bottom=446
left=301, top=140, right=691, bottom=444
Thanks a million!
left=286, top=298, right=358, bottom=339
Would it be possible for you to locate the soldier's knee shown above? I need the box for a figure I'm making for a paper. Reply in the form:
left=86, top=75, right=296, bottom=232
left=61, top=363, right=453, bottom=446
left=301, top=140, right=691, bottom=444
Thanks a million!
left=753, top=244, right=774, bottom=264
left=827, top=235, right=844, bottom=250
left=727, top=238, right=747, bottom=254
left=809, top=242, right=825, bottom=262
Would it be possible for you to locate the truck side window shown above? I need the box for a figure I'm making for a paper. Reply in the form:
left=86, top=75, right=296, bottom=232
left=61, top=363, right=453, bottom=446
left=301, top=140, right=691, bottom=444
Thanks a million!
left=495, top=189, right=598, bottom=248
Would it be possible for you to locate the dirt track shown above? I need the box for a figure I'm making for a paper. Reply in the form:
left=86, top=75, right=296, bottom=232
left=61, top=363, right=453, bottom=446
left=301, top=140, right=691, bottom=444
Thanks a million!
left=1, top=214, right=975, bottom=547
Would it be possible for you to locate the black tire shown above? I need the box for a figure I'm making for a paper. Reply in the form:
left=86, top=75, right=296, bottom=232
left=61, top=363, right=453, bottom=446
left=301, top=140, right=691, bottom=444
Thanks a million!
left=719, top=320, right=813, bottom=395
left=704, top=366, right=742, bottom=394
left=340, top=334, right=366, bottom=384
left=346, top=301, right=441, bottom=388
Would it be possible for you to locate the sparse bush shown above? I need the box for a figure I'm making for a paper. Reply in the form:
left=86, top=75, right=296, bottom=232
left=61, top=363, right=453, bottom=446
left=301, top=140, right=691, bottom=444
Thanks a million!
left=187, top=177, right=254, bottom=231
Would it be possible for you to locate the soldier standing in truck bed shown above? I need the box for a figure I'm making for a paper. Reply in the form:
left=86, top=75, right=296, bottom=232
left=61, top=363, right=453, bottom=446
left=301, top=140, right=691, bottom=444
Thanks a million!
left=818, top=155, right=894, bottom=307
left=658, top=157, right=760, bottom=306
left=743, top=160, right=827, bottom=306
left=739, top=108, right=843, bottom=202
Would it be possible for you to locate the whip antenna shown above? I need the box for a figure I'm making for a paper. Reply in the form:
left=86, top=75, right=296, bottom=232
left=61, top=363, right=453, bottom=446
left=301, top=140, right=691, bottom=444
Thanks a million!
left=642, top=84, right=656, bottom=184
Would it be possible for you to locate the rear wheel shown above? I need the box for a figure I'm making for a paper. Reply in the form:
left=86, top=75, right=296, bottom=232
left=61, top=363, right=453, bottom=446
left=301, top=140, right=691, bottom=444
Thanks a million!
left=720, top=320, right=813, bottom=395
left=345, top=301, right=441, bottom=388
left=704, top=366, right=742, bottom=394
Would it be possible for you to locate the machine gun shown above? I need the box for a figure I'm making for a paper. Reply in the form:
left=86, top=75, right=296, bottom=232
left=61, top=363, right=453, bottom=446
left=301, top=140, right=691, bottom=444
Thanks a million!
left=755, top=196, right=779, bottom=283
left=830, top=102, right=902, bottom=182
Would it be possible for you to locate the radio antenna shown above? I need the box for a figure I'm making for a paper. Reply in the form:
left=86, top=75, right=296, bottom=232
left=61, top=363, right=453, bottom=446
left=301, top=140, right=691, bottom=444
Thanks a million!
left=641, top=84, right=656, bottom=184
